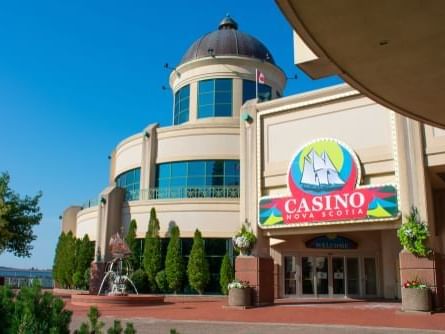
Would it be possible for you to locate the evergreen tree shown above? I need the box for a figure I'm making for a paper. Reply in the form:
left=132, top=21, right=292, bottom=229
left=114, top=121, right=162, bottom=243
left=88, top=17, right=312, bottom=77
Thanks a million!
left=73, top=234, right=94, bottom=289
left=219, top=253, right=234, bottom=295
left=165, top=225, right=183, bottom=293
left=60, top=231, right=76, bottom=288
left=125, top=219, right=140, bottom=270
left=52, top=232, right=66, bottom=286
left=143, top=208, right=162, bottom=291
left=187, top=229, right=209, bottom=294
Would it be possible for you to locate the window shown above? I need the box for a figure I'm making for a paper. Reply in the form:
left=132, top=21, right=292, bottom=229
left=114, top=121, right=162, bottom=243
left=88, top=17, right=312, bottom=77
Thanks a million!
left=115, top=168, right=141, bottom=201
left=198, top=79, right=233, bottom=118
left=155, top=160, right=240, bottom=199
left=242, top=80, right=272, bottom=103
left=174, top=85, right=190, bottom=125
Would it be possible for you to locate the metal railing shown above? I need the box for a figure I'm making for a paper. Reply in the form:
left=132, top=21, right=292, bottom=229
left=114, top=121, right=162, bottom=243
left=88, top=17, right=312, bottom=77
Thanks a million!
left=126, top=186, right=240, bottom=201
left=82, top=197, right=99, bottom=209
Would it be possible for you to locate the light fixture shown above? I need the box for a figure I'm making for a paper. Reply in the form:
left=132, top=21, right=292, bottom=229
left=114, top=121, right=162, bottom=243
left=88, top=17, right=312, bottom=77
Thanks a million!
left=144, top=131, right=150, bottom=138
left=208, top=48, right=215, bottom=57
left=241, top=112, right=253, bottom=123
left=100, top=197, right=106, bottom=205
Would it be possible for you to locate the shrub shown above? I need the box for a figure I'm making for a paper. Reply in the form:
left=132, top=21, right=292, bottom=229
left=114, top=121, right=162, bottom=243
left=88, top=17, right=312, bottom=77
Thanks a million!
left=165, top=225, right=184, bottom=293
left=11, top=281, right=72, bottom=334
left=219, top=253, right=234, bottom=295
left=125, top=219, right=141, bottom=270
left=187, top=229, right=209, bottom=294
left=155, top=270, right=169, bottom=293
left=74, top=306, right=104, bottom=334
left=143, top=208, right=162, bottom=292
left=397, top=207, right=431, bottom=257
left=0, top=286, right=14, bottom=332
left=129, top=269, right=149, bottom=294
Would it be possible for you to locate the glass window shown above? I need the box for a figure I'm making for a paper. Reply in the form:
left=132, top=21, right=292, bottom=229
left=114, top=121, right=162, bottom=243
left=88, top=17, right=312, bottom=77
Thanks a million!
left=154, top=160, right=240, bottom=199
left=173, top=85, right=190, bottom=125
left=198, top=79, right=233, bottom=118
left=242, top=80, right=272, bottom=104
left=115, top=168, right=141, bottom=201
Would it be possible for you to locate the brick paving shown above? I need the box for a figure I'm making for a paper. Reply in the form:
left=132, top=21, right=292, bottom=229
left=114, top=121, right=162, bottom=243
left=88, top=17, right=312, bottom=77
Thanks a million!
left=65, top=296, right=445, bottom=333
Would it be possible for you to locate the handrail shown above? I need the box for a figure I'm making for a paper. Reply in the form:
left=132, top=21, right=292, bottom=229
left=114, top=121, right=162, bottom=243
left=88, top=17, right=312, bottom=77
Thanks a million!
left=127, top=186, right=240, bottom=201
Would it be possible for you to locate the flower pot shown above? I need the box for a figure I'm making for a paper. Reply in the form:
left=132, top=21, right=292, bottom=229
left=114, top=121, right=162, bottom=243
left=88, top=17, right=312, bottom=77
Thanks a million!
left=401, top=288, right=432, bottom=312
left=228, top=287, right=251, bottom=306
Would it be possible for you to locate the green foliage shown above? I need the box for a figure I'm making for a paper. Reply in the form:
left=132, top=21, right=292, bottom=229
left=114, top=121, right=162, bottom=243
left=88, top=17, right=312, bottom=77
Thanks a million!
left=74, top=306, right=105, bottom=334
left=397, top=207, right=431, bottom=257
left=219, top=253, right=234, bottom=295
left=107, top=320, right=123, bottom=334
left=187, top=229, right=209, bottom=294
left=233, top=225, right=256, bottom=255
left=0, top=172, right=43, bottom=257
left=165, top=225, right=184, bottom=293
left=0, top=286, right=14, bottom=332
left=155, top=270, right=169, bottom=293
left=129, top=269, right=149, bottom=293
left=10, top=281, right=72, bottom=334
left=53, top=233, right=94, bottom=289
left=124, top=323, right=136, bottom=334
left=125, top=220, right=140, bottom=270
left=143, top=208, right=162, bottom=292
left=170, top=329, right=179, bottom=334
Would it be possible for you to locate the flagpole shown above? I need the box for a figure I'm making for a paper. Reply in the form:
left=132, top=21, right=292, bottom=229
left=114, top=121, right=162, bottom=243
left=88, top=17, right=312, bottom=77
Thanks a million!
left=255, top=68, right=259, bottom=102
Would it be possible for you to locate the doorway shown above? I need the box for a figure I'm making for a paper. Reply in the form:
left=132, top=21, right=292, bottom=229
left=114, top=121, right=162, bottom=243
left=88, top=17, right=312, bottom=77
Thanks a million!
left=284, top=254, right=378, bottom=298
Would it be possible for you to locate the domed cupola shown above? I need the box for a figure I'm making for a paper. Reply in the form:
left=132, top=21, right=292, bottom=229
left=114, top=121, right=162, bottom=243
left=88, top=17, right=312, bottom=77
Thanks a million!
left=180, top=15, right=276, bottom=65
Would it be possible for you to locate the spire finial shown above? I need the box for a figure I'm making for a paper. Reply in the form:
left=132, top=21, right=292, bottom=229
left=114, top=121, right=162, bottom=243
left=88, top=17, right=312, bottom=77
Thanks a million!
left=218, top=14, right=238, bottom=30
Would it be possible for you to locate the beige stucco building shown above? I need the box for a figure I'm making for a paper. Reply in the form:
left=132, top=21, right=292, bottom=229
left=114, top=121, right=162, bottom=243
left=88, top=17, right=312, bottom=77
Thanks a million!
left=62, top=15, right=445, bottom=305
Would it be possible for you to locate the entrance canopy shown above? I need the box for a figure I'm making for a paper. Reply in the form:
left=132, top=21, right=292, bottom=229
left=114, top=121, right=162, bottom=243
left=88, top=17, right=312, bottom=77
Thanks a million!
left=276, top=0, right=445, bottom=128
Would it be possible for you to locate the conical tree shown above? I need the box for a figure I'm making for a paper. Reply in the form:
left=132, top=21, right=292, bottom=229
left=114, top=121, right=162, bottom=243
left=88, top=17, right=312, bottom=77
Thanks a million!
left=165, top=225, right=183, bottom=293
left=187, top=229, right=209, bottom=294
left=143, top=208, right=162, bottom=291
left=219, top=253, right=234, bottom=295
left=59, top=231, right=76, bottom=288
left=52, top=232, right=66, bottom=286
left=75, top=234, right=94, bottom=289
left=125, top=219, right=140, bottom=270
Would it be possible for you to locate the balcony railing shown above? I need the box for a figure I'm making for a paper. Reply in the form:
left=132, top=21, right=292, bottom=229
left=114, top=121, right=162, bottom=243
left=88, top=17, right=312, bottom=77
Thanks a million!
left=82, top=197, right=99, bottom=209
left=126, top=186, right=240, bottom=201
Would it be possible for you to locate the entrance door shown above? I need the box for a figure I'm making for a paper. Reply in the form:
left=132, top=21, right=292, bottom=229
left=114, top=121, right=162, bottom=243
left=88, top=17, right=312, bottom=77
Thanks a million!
left=284, top=256, right=298, bottom=295
left=364, top=257, right=378, bottom=296
left=346, top=257, right=360, bottom=296
left=332, top=257, right=345, bottom=295
left=301, top=256, right=328, bottom=296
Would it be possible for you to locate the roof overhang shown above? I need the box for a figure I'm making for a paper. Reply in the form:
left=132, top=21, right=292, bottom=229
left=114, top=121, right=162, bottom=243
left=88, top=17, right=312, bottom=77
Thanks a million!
left=276, top=0, right=445, bottom=128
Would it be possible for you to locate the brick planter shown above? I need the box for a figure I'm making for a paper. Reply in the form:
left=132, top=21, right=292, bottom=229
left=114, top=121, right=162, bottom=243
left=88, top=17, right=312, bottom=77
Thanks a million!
left=228, top=288, right=251, bottom=307
left=402, top=288, right=432, bottom=312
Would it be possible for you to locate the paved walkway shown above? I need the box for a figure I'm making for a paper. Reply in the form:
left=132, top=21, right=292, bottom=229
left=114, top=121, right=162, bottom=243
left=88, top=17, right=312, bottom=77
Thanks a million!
left=66, top=297, right=445, bottom=333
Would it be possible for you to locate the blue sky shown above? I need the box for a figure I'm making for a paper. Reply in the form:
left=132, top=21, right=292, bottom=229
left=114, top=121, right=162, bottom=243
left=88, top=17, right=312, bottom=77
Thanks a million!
left=0, top=0, right=341, bottom=269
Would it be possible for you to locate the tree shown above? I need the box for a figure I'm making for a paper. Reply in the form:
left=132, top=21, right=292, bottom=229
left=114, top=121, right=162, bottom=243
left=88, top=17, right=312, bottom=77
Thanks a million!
left=187, top=229, right=209, bottom=294
left=143, top=208, right=162, bottom=291
left=59, top=231, right=76, bottom=288
left=0, top=172, right=42, bottom=257
left=165, top=225, right=183, bottom=293
left=219, top=253, right=234, bottom=295
left=53, top=232, right=66, bottom=286
left=125, top=219, right=140, bottom=270
left=76, top=234, right=95, bottom=289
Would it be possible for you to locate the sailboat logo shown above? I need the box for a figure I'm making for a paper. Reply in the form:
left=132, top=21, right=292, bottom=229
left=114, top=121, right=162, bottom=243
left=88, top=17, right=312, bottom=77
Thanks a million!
left=300, top=149, right=345, bottom=192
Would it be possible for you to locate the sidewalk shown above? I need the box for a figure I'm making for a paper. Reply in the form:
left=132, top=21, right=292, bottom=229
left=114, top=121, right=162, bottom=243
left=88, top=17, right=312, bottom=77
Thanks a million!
left=66, top=297, right=445, bottom=333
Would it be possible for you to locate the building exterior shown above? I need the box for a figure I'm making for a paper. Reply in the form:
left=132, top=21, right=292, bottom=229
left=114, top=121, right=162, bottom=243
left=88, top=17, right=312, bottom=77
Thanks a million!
left=62, top=15, right=445, bottom=306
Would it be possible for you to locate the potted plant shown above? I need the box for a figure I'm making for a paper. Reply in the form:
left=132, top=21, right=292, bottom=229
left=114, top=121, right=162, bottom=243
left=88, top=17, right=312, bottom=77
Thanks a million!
left=401, top=279, right=432, bottom=312
left=232, top=225, right=256, bottom=256
left=397, top=207, right=431, bottom=257
left=228, top=279, right=251, bottom=307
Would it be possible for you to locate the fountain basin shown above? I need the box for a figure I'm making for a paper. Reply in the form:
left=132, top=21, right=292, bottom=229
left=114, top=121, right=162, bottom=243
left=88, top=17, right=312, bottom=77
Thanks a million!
left=71, top=294, right=165, bottom=307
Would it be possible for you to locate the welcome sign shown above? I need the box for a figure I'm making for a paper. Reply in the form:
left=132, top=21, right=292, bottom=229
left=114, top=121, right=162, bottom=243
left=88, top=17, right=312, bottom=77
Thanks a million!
left=259, top=138, right=399, bottom=228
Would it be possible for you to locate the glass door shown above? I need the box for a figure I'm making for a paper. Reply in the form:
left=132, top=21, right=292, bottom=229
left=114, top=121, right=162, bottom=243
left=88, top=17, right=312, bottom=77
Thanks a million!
left=301, top=256, right=315, bottom=295
left=301, top=256, right=329, bottom=297
left=364, top=257, right=378, bottom=296
left=346, top=257, right=360, bottom=296
left=314, top=257, right=329, bottom=296
left=332, top=257, right=345, bottom=295
left=284, top=256, right=298, bottom=295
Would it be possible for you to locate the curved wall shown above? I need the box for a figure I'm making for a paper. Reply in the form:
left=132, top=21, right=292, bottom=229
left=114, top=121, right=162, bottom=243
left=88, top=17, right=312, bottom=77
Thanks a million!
left=122, top=200, right=240, bottom=238
left=76, top=207, right=98, bottom=240
left=114, top=134, right=143, bottom=179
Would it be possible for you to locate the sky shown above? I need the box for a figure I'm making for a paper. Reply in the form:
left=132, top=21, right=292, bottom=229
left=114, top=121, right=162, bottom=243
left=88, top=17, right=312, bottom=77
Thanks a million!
left=0, top=0, right=341, bottom=269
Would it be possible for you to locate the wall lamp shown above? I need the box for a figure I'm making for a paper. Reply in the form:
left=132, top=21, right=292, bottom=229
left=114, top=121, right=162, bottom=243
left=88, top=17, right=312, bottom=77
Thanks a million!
left=208, top=48, right=215, bottom=57
left=241, top=112, right=253, bottom=123
left=100, top=197, right=107, bottom=205
left=144, top=131, right=150, bottom=138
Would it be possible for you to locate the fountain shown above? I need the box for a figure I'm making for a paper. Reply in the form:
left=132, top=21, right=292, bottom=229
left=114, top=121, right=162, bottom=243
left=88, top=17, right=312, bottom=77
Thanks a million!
left=71, top=233, right=164, bottom=307
left=97, top=233, right=138, bottom=296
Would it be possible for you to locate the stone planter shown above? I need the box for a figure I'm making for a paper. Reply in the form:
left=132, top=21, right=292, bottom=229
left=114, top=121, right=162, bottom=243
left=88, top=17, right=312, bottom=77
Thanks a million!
left=228, top=287, right=251, bottom=307
left=401, top=288, right=432, bottom=312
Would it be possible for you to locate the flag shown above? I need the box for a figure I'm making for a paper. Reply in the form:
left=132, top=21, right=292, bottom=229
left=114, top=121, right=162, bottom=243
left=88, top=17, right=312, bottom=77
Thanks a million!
left=257, top=70, right=265, bottom=84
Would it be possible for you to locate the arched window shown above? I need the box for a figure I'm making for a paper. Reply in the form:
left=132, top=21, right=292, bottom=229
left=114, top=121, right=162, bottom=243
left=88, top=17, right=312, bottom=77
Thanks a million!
left=115, top=168, right=141, bottom=200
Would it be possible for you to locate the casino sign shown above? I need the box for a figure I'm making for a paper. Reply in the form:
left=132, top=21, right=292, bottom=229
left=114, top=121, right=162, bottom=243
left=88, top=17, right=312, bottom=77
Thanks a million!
left=259, top=138, right=400, bottom=228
